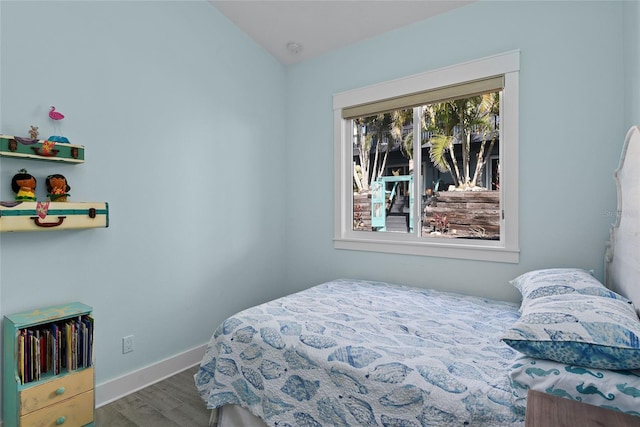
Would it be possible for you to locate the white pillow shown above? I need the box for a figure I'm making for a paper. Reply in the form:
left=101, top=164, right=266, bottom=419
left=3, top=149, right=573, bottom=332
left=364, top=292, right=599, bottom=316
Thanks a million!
left=511, top=268, right=632, bottom=310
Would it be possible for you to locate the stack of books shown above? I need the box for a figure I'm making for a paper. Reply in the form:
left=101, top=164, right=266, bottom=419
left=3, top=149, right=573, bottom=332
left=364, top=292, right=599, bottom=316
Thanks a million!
left=17, top=314, right=93, bottom=384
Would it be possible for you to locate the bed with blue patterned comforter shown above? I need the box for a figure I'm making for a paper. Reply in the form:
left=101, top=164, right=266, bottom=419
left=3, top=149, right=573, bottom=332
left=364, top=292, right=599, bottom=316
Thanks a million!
left=195, top=279, right=525, bottom=426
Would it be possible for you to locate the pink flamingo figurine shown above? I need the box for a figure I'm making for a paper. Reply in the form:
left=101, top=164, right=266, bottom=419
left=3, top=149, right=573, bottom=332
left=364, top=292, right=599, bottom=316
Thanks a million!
left=49, top=106, right=64, bottom=121
left=49, top=106, right=65, bottom=137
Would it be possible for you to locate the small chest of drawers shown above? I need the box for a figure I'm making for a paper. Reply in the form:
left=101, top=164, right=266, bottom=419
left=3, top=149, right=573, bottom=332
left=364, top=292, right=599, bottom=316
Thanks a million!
left=3, top=303, right=95, bottom=427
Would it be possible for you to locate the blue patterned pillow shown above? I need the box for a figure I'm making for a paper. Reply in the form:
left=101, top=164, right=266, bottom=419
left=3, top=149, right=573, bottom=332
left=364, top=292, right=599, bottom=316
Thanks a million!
left=502, top=294, right=640, bottom=370
left=509, top=355, right=640, bottom=416
left=511, top=268, right=632, bottom=309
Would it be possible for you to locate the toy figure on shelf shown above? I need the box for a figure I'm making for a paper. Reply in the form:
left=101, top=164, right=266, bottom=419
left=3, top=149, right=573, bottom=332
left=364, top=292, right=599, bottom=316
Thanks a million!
left=49, top=106, right=64, bottom=121
left=14, top=126, right=41, bottom=145
left=11, top=169, right=37, bottom=201
left=46, top=174, right=70, bottom=202
left=48, top=106, right=69, bottom=143
left=29, top=126, right=39, bottom=140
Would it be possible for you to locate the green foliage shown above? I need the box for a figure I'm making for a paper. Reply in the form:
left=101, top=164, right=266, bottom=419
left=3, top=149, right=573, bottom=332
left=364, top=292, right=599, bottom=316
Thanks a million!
left=427, top=134, right=453, bottom=173
left=424, top=92, right=499, bottom=188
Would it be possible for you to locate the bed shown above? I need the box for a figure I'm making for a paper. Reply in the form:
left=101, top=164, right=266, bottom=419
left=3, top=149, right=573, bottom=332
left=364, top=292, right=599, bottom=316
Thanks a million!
left=195, top=126, right=640, bottom=427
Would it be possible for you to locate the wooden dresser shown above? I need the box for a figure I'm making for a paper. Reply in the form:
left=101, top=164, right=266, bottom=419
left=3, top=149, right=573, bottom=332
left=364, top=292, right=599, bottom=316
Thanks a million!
left=526, top=389, right=640, bottom=427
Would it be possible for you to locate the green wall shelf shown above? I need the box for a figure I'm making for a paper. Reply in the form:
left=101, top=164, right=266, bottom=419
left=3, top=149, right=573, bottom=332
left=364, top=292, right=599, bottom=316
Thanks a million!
left=0, top=134, right=84, bottom=164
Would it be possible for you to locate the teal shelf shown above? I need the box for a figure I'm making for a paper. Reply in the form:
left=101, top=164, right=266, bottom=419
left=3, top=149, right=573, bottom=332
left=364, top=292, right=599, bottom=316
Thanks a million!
left=0, top=134, right=84, bottom=164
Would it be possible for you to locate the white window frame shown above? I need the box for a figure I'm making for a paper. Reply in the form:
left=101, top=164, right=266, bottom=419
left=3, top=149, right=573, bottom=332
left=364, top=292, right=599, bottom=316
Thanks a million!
left=333, top=51, right=520, bottom=263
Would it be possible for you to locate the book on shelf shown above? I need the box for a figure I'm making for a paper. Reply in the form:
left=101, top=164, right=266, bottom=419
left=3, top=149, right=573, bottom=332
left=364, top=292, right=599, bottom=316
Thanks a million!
left=15, top=314, right=93, bottom=385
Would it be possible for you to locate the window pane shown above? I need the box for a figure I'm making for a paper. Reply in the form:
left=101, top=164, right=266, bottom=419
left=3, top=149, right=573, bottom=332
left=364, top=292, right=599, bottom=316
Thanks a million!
left=420, top=91, right=501, bottom=240
left=352, top=92, right=501, bottom=239
left=352, top=109, right=414, bottom=233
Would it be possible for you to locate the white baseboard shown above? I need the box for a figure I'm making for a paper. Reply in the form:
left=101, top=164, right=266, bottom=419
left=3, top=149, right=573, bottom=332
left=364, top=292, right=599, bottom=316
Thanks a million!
left=95, top=343, right=207, bottom=407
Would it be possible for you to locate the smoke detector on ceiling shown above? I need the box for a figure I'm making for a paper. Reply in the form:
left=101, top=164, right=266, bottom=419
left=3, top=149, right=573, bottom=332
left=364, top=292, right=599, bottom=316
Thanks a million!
left=286, top=42, right=303, bottom=55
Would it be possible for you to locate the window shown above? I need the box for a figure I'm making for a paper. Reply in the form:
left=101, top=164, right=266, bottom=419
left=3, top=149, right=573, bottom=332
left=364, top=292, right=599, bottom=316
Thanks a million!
left=333, top=51, right=520, bottom=263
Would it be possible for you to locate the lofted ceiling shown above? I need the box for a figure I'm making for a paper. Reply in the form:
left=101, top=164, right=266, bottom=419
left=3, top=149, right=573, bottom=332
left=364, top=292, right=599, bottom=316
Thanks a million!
left=210, top=1, right=475, bottom=65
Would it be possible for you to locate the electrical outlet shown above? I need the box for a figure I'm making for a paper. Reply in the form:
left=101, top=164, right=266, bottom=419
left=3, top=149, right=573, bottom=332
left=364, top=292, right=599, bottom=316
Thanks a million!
left=122, top=335, right=134, bottom=354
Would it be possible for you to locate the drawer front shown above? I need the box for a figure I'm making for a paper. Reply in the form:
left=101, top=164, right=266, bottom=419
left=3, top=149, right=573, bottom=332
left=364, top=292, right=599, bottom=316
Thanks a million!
left=19, top=390, right=94, bottom=427
left=20, top=368, right=94, bottom=415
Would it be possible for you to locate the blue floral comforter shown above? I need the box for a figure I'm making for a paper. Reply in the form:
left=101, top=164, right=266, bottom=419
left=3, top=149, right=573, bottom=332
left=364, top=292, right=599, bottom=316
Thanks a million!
left=195, top=279, right=524, bottom=426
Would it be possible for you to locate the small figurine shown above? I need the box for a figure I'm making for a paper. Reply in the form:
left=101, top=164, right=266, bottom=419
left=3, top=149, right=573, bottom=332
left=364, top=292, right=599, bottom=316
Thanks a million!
left=29, top=126, right=39, bottom=140
left=46, top=174, right=70, bottom=202
left=48, top=106, right=69, bottom=143
left=11, top=169, right=37, bottom=202
left=14, top=126, right=41, bottom=144
left=49, top=106, right=64, bottom=121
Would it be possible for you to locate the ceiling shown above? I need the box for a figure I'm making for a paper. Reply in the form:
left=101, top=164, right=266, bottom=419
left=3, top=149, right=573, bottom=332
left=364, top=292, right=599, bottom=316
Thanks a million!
left=210, top=1, right=474, bottom=65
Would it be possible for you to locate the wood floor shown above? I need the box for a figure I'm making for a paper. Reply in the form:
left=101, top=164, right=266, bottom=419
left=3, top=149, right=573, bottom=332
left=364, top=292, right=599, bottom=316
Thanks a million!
left=95, top=366, right=212, bottom=426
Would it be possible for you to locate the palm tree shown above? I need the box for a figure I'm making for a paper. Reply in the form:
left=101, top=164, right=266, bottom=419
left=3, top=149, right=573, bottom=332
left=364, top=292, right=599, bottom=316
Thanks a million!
left=391, top=109, right=414, bottom=162
left=424, top=92, right=499, bottom=190
left=470, top=93, right=500, bottom=187
left=353, top=111, right=406, bottom=192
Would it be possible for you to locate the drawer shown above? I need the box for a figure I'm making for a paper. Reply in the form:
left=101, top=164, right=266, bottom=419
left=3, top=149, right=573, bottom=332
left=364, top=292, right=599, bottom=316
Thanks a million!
left=20, top=368, right=94, bottom=415
left=20, top=389, right=94, bottom=427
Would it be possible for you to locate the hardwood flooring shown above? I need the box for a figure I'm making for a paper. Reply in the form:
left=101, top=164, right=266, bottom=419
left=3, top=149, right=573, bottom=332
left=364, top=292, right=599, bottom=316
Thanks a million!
left=95, top=366, right=211, bottom=426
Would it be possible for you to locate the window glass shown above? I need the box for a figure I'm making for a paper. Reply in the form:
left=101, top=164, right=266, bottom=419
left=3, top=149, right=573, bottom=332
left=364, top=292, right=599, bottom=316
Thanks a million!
left=352, top=91, right=501, bottom=241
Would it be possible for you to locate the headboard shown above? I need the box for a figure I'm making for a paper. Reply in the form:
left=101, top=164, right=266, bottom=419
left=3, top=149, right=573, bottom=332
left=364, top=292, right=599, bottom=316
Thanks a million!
left=605, top=125, right=640, bottom=315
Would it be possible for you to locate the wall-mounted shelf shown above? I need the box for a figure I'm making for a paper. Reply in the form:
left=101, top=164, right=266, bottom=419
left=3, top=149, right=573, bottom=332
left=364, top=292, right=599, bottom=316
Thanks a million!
left=0, top=134, right=84, bottom=164
left=0, top=201, right=108, bottom=232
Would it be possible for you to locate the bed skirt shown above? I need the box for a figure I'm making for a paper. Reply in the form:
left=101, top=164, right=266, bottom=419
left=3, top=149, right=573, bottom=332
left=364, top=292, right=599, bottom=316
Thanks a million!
left=211, top=405, right=268, bottom=427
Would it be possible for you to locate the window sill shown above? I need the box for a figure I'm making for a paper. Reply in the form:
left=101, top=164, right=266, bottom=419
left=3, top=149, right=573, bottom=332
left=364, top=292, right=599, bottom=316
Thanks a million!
left=334, top=236, right=520, bottom=263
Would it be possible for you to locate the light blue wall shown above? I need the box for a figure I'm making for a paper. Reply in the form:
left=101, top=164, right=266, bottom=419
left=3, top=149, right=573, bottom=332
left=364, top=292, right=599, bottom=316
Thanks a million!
left=0, top=0, right=636, bottom=418
left=624, top=0, right=640, bottom=127
left=0, top=0, right=287, bottom=398
left=284, top=1, right=627, bottom=301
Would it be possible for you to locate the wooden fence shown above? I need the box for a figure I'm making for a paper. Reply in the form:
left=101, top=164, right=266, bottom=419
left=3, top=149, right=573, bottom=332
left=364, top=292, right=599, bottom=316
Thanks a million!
left=353, top=193, right=372, bottom=231
left=422, top=191, right=500, bottom=239
left=352, top=190, right=500, bottom=239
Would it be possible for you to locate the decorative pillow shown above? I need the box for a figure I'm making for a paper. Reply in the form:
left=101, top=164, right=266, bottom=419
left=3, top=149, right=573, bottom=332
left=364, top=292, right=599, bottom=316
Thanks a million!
left=502, top=293, right=640, bottom=370
left=509, top=355, right=640, bottom=416
left=510, top=268, right=632, bottom=307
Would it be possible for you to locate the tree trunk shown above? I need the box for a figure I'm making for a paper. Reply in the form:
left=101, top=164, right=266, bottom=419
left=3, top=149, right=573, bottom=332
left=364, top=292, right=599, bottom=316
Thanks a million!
left=471, top=133, right=496, bottom=188
left=463, top=131, right=471, bottom=187
left=353, top=162, right=363, bottom=192
left=378, top=145, right=390, bottom=180
left=371, top=144, right=380, bottom=184
left=448, top=142, right=462, bottom=187
left=357, top=126, right=370, bottom=190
